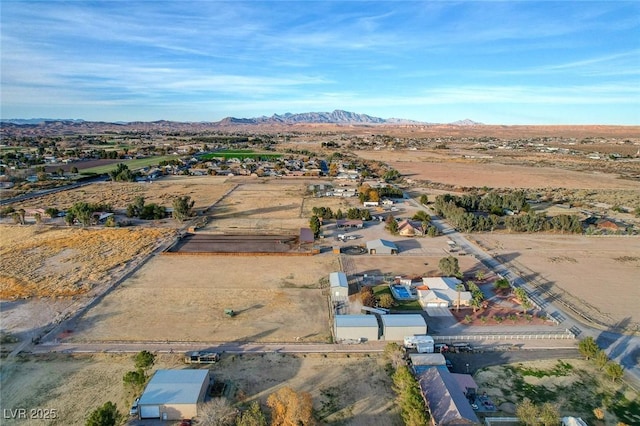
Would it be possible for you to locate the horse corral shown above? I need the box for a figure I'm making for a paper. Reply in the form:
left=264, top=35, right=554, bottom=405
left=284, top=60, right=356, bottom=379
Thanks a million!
left=166, top=233, right=313, bottom=255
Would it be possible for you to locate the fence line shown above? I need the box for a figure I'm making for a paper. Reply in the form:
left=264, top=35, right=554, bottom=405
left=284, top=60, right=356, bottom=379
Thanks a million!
left=433, top=332, right=575, bottom=342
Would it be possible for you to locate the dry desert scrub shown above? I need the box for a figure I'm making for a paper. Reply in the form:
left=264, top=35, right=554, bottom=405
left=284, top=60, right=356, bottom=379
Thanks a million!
left=0, top=225, right=174, bottom=299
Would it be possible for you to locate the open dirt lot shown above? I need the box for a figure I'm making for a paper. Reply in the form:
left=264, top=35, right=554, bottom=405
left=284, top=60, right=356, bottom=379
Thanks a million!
left=0, top=353, right=400, bottom=426
left=65, top=255, right=339, bottom=343
left=357, top=150, right=640, bottom=190
left=7, top=176, right=235, bottom=213
left=204, top=181, right=309, bottom=233
left=471, top=234, right=640, bottom=329
left=0, top=225, right=174, bottom=300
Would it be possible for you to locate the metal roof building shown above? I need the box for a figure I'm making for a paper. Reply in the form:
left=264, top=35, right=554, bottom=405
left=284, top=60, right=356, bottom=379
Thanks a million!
left=366, top=239, right=398, bottom=255
left=417, top=366, right=479, bottom=425
left=334, top=314, right=380, bottom=342
left=380, top=314, right=427, bottom=341
left=138, top=369, right=210, bottom=420
left=329, top=272, right=349, bottom=301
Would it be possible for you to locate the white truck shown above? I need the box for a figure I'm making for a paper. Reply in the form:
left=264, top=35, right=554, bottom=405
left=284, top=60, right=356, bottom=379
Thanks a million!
left=403, top=335, right=435, bottom=353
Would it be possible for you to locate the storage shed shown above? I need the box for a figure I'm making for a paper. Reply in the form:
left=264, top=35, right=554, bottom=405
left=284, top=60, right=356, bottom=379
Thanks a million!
left=334, top=315, right=380, bottom=342
left=366, top=239, right=398, bottom=255
left=380, top=314, right=427, bottom=341
left=329, top=272, right=349, bottom=302
left=138, top=369, right=209, bottom=420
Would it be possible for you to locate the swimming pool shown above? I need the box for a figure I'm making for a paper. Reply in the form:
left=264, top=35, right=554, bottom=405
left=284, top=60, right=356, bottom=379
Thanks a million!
left=394, top=286, right=411, bottom=298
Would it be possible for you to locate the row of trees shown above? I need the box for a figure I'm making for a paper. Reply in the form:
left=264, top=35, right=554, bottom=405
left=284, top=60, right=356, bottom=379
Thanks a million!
left=108, top=163, right=138, bottom=182
left=578, top=337, right=625, bottom=382
left=385, top=343, right=430, bottom=426
left=433, top=193, right=583, bottom=233
left=126, top=196, right=166, bottom=220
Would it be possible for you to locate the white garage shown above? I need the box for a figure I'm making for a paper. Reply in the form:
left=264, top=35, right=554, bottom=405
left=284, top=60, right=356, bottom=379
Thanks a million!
left=334, top=315, right=380, bottom=342
left=329, top=272, right=349, bottom=302
left=138, top=369, right=210, bottom=420
left=380, top=314, right=428, bottom=341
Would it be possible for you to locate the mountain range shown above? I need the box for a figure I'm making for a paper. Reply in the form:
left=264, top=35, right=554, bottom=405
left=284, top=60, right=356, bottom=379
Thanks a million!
left=1, top=111, right=483, bottom=126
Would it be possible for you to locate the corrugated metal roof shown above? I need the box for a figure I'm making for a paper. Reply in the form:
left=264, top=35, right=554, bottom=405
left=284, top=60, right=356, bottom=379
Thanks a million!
left=418, top=367, right=479, bottom=425
left=329, top=272, right=348, bottom=288
left=334, top=315, right=379, bottom=328
left=366, top=239, right=398, bottom=250
left=380, top=314, right=426, bottom=328
left=139, top=369, right=208, bottom=406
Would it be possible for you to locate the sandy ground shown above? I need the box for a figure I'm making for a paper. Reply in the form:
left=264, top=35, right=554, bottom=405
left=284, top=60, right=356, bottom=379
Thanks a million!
left=7, top=176, right=236, bottom=212
left=65, top=255, right=339, bottom=343
left=473, top=358, right=639, bottom=424
left=356, top=151, right=640, bottom=190
left=204, top=181, right=309, bottom=232
left=0, top=353, right=400, bottom=426
left=471, top=234, right=640, bottom=328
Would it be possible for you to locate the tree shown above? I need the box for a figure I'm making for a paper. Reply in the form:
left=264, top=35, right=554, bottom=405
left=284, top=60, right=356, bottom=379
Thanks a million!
left=392, top=366, right=430, bottom=426
left=266, top=386, right=315, bottom=426
left=360, top=286, right=375, bottom=307
left=309, top=216, right=321, bottom=238
left=605, top=362, right=624, bottom=382
left=123, top=369, right=146, bottom=393
left=236, top=401, right=267, bottom=426
left=515, top=398, right=539, bottom=426
left=493, top=278, right=511, bottom=292
left=412, top=210, right=430, bottom=223
left=198, top=398, right=238, bottom=426
left=368, top=189, right=380, bottom=202
left=134, top=350, right=155, bottom=370
left=45, top=207, right=59, bottom=218
left=419, top=194, right=428, bottom=205
left=385, top=215, right=398, bottom=234
left=384, top=342, right=405, bottom=370
left=539, top=402, right=560, bottom=426
left=71, top=166, right=79, bottom=174
left=455, top=283, right=465, bottom=312
left=578, top=336, right=599, bottom=360
left=172, top=196, right=195, bottom=221
left=86, top=401, right=120, bottom=426
left=328, top=163, right=338, bottom=177
left=514, top=288, right=531, bottom=314
left=595, top=350, right=609, bottom=370
left=378, top=293, right=394, bottom=309
left=438, top=256, right=460, bottom=277
left=109, top=163, right=136, bottom=182
left=475, top=270, right=485, bottom=281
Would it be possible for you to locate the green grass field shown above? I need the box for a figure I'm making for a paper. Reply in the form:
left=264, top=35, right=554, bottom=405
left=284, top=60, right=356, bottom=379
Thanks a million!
left=199, top=150, right=282, bottom=161
left=373, top=284, right=423, bottom=311
left=79, top=156, right=176, bottom=175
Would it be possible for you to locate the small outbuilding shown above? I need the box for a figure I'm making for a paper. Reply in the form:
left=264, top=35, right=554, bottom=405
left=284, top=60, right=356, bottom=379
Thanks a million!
left=334, top=314, right=380, bottom=342
left=366, top=239, right=398, bottom=255
left=380, top=314, right=427, bottom=341
left=329, top=272, right=349, bottom=302
left=138, top=369, right=210, bottom=420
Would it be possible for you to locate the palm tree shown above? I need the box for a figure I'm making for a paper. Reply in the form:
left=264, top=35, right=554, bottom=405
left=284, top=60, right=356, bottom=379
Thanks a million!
left=456, top=283, right=465, bottom=312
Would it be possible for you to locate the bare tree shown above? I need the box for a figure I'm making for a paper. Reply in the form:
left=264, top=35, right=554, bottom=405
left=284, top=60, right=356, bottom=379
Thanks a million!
left=197, top=398, right=238, bottom=426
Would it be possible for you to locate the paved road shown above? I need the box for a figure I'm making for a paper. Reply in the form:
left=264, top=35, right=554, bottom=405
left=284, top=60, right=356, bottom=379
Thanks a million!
left=406, top=194, right=640, bottom=387
left=445, top=348, right=581, bottom=375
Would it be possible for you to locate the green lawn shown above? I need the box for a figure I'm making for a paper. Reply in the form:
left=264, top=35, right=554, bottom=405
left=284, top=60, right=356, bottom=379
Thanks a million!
left=199, top=150, right=282, bottom=161
left=373, top=284, right=423, bottom=311
left=79, top=156, right=176, bottom=175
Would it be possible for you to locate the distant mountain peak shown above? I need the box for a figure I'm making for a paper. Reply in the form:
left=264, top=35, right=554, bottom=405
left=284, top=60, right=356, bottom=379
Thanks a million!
left=450, top=118, right=483, bottom=126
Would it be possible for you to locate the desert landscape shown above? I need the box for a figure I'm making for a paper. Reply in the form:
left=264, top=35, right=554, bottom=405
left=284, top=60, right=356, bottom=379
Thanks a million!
left=0, top=352, right=400, bottom=426
left=1, top=123, right=639, bottom=424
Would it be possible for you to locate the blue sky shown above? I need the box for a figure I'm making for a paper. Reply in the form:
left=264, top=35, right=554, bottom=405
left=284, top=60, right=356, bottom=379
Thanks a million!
left=1, top=1, right=639, bottom=124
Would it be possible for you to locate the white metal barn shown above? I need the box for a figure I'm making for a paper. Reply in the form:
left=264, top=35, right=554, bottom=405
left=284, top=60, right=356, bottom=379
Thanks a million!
left=366, top=239, right=398, bottom=255
left=329, top=272, right=349, bottom=301
left=380, top=314, right=427, bottom=341
left=138, top=369, right=209, bottom=420
left=334, top=315, right=380, bottom=342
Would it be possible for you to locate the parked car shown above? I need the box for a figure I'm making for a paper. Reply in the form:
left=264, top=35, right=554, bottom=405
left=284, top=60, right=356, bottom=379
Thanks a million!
left=445, top=359, right=453, bottom=371
left=129, top=397, right=139, bottom=416
left=180, top=420, right=192, bottom=426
